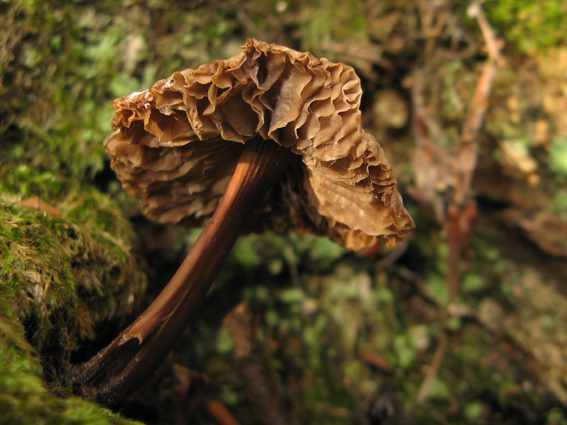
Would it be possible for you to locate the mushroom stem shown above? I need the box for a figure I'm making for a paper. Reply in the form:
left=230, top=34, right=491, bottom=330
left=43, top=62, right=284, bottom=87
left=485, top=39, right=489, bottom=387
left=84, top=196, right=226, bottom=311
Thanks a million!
left=73, top=137, right=294, bottom=406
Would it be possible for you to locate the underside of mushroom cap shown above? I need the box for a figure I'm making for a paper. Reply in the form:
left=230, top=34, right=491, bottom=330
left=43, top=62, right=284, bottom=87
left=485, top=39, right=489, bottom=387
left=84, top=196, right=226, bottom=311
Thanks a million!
left=104, top=39, right=414, bottom=250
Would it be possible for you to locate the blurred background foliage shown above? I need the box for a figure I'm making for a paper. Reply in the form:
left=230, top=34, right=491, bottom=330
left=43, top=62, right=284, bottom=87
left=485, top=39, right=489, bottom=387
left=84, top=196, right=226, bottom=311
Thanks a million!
left=2, top=0, right=567, bottom=424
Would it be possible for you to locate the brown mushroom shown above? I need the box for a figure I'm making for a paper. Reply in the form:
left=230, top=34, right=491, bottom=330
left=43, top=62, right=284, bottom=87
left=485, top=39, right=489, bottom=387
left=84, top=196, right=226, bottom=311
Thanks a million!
left=73, top=39, right=414, bottom=405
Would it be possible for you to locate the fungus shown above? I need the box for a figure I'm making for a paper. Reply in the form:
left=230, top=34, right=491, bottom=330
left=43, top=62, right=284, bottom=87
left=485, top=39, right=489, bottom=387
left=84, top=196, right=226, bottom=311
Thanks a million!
left=74, top=39, right=414, bottom=405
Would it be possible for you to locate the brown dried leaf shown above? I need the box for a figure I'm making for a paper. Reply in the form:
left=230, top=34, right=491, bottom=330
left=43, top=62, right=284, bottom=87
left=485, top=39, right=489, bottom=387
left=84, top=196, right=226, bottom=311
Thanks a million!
left=17, top=197, right=62, bottom=216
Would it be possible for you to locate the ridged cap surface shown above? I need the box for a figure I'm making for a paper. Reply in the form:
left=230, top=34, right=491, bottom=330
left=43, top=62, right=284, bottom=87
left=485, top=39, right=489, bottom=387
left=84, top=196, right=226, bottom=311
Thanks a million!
left=104, top=39, right=414, bottom=249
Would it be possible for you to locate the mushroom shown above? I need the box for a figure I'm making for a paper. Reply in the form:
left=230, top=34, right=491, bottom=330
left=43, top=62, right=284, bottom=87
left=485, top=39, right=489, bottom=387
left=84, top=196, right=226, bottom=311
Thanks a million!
left=74, top=39, right=414, bottom=405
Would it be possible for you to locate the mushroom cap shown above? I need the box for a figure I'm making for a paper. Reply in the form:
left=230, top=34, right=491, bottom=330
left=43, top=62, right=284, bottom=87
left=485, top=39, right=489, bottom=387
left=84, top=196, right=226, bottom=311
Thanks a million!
left=104, top=39, right=414, bottom=250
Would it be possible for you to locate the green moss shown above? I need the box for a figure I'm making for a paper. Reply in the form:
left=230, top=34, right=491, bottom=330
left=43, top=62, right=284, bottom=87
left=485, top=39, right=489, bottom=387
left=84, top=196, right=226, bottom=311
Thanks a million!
left=550, top=190, right=567, bottom=220
left=0, top=197, right=147, bottom=379
left=0, top=164, right=147, bottom=422
left=301, top=0, right=367, bottom=46
left=549, top=138, right=567, bottom=178
left=1, top=0, right=244, bottom=181
left=0, top=164, right=142, bottom=250
left=0, top=297, right=141, bottom=425
left=486, top=0, right=567, bottom=53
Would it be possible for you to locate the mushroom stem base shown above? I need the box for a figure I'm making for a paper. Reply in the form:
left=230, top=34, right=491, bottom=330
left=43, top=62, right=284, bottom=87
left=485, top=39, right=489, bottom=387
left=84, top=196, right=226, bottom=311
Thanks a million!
left=73, top=137, right=294, bottom=406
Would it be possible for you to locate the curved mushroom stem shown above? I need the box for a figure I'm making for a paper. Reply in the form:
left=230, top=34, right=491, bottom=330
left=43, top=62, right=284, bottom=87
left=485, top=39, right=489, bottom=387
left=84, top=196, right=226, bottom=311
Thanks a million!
left=73, top=137, right=294, bottom=406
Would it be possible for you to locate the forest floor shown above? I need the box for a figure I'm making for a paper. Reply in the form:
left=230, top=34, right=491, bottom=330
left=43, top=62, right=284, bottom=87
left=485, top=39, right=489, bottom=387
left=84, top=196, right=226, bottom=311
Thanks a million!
left=2, top=1, right=567, bottom=424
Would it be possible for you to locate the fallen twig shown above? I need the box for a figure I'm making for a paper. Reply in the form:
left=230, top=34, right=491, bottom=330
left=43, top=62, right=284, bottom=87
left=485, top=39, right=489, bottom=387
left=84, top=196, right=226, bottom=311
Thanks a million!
left=416, top=1, right=502, bottom=402
left=206, top=399, right=241, bottom=425
left=417, top=329, right=447, bottom=403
